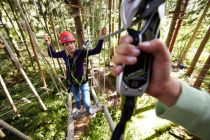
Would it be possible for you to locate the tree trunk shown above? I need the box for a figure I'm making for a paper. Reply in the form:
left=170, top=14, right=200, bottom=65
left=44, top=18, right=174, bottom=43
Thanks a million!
left=178, top=1, right=210, bottom=66
left=21, top=2, right=35, bottom=34
left=108, top=0, right=112, bottom=43
left=186, top=27, right=210, bottom=76
left=165, top=0, right=182, bottom=47
left=14, top=0, right=47, bottom=88
left=0, top=75, right=17, bottom=114
left=108, top=0, right=113, bottom=65
left=118, top=0, right=122, bottom=43
left=111, top=0, right=115, bottom=33
left=0, top=1, right=23, bottom=44
left=0, top=13, right=21, bottom=59
left=0, top=32, right=47, bottom=111
left=7, top=0, right=34, bottom=69
left=0, top=119, right=32, bottom=140
left=37, top=0, right=50, bottom=34
left=70, top=0, right=84, bottom=48
left=193, top=54, right=210, bottom=89
left=0, top=129, right=5, bottom=138
left=49, top=14, right=65, bottom=75
left=169, top=0, right=189, bottom=53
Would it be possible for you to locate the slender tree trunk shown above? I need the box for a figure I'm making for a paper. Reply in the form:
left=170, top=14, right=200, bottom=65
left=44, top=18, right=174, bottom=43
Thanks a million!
left=7, top=0, right=34, bottom=69
left=165, top=0, right=182, bottom=47
left=108, top=0, right=112, bottom=43
left=21, top=2, right=35, bottom=33
left=0, top=14, right=21, bottom=59
left=178, top=1, right=210, bottom=66
left=0, top=1, right=23, bottom=44
left=186, top=27, right=210, bottom=76
left=169, top=0, right=189, bottom=53
left=109, top=0, right=115, bottom=64
left=0, top=32, right=47, bottom=111
left=32, top=0, right=48, bottom=33
left=193, top=54, right=210, bottom=89
left=0, top=129, right=5, bottom=138
left=49, top=14, right=65, bottom=75
left=118, top=0, right=122, bottom=43
left=0, top=75, right=17, bottom=114
left=14, top=0, right=47, bottom=88
left=37, top=0, right=50, bottom=34
left=108, top=0, right=112, bottom=64
left=111, top=0, right=115, bottom=33
left=70, top=0, right=84, bottom=48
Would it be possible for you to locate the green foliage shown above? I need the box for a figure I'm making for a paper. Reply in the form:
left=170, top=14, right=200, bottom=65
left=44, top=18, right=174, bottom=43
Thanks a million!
left=0, top=0, right=209, bottom=139
left=7, top=94, right=68, bottom=140
left=84, top=107, right=120, bottom=140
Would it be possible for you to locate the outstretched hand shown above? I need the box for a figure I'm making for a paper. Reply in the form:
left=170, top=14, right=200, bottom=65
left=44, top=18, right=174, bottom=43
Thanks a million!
left=44, top=35, right=51, bottom=46
left=111, top=36, right=181, bottom=106
left=99, top=27, right=107, bottom=39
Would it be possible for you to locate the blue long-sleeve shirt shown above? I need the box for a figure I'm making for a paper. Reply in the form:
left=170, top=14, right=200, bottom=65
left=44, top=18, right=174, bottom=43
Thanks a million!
left=47, top=40, right=104, bottom=85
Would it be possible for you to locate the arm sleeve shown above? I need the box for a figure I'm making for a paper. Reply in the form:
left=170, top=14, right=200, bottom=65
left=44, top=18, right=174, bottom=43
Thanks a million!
left=87, top=39, right=104, bottom=56
left=47, top=45, right=63, bottom=58
left=155, top=82, right=210, bottom=140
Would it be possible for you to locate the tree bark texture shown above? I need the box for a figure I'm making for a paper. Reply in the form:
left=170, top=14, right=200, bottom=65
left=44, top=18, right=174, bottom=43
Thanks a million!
left=70, top=0, right=84, bottom=48
left=178, top=1, right=210, bottom=66
left=186, top=26, right=210, bottom=76
left=15, top=0, right=47, bottom=88
left=169, top=0, right=189, bottom=53
left=7, top=0, right=34, bottom=69
left=0, top=32, right=47, bottom=111
left=165, top=0, right=182, bottom=47
left=193, top=54, right=210, bottom=89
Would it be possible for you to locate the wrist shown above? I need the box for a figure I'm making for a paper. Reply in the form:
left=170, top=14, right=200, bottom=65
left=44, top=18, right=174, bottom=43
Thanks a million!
left=154, top=79, right=181, bottom=107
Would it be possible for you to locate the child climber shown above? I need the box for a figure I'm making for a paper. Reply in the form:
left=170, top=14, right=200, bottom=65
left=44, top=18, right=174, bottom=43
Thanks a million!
left=44, top=28, right=107, bottom=115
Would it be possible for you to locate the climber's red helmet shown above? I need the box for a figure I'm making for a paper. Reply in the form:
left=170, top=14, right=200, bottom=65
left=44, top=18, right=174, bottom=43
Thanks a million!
left=59, top=31, right=76, bottom=44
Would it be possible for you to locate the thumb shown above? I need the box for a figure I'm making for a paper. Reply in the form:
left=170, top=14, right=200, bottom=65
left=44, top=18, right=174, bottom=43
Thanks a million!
left=139, top=39, right=170, bottom=61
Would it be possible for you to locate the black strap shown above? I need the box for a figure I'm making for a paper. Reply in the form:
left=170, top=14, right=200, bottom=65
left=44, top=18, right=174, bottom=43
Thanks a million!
left=66, top=51, right=89, bottom=87
left=111, top=96, right=135, bottom=140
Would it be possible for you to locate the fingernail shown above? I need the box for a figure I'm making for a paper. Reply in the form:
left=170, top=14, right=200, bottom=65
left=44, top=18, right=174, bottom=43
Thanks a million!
left=141, top=41, right=151, bottom=46
left=132, top=48, right=140, bottom=55
left=127, top=57, right=136, bottom=63
left=125, top=37, right=132, bottom=43
left=115, top=66, right=122, bottom=73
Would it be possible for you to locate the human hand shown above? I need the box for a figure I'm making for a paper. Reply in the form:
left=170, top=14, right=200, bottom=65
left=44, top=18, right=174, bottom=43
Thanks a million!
left=99, top=27, right=107, bottom=39
left=44, top=35, right=51, bottom=46
left=111, top=36, right=181, bottom=106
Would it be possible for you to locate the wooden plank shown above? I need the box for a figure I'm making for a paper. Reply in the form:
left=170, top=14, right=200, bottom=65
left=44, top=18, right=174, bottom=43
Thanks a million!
left=73, top=106, right=102, bottom=120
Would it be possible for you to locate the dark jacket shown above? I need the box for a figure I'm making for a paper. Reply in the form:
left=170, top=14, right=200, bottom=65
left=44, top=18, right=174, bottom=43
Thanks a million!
left=47, top=40, right=104, bottom=86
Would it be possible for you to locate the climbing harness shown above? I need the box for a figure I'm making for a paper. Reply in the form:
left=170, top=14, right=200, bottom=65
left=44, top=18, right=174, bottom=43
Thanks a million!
left=66, top=47, right=90, bottom=87
left=112, top=0, right=165, bottom=139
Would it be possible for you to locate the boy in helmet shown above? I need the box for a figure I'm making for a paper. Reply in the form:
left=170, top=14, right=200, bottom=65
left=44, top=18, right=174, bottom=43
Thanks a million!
left=44, top=28, right=107, bottom=115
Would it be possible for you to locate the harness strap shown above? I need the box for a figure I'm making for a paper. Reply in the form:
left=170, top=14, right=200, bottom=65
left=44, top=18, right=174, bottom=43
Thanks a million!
left=69, top=49, right=89, bottom=86
left=111, top=96, right=135, bottom=140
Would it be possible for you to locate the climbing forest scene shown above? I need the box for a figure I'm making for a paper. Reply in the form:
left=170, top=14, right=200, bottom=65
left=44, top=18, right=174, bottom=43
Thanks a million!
left=0, top=0, right=209, bottom=139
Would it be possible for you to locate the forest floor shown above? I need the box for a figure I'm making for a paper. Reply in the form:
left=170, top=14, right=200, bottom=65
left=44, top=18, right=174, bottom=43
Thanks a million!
left=73, top=67, right=200, bottom=140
